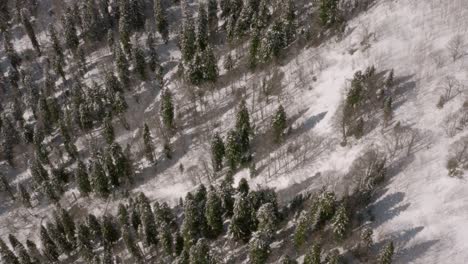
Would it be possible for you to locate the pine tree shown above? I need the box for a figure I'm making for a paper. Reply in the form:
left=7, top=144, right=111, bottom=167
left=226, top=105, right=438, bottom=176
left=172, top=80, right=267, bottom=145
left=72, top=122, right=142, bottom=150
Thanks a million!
left=122, top=225, right=143, bottom=262
left=140, top=198, right=158, bottom=246
left=248, top=28, right=260, bottom=69
left=63, top=7, right=80, bottom=52
left=181, top=193, right=199, bottom=247
left=261, top=20, right=286, bottom=61
left=146, top=33, right=160, bottom=72
left=360, top=227, right=373, bottom=250
left=142, top=123, right=155, bottom=163
left=20, top=9, right=40, bottom=55
left=104, top=149, right=119, bottom=188
left=235, top=100, right=252, bottom=164
left=203, top=45, right=218, bottom=83
left=158, top=223, right=173, bottom=257
left=256, top=203, right=277, bottom=237
left=272, top=105, right=287, bottom=144
left=189, top=238, right=214, bottom=264
left=40, top=225, right=59, bottom=262
left=229, top=194, right=254, bottom=242
left=160, top=89, right=175, bottom=131
left=101, top=215, right=120, bottom=245
left=154, top=0, right=169, bottom=43
left=133, top=45, right=146, bottom=80
left=115, top=45, right=131, bottom=89
left=279, top=255, right=298, bottom=264
left=196, top=3, right=208, bottom=51
left=101, top=244, right=113, bottom=264
left=59, top=208, right=76, bottom=243
left=211, top=133, right=225, bottom=172
left=103, top=115, right=115, bottom=145
left=225, top=130, right=241, bottom=172
left=187, top=51, right=204, bottom=85
left=48, top=25, right=65, bottom=66
left=174, top=232, right=184, bottom=256
left=87, top=213, right=102, bottom=243
left=17, top=247, right=33, bottom=264
left=379, top=242, right=394, bottom=264
left=0, top=238, right=19, bottom=264
left=181, top=18, right=196, bottom=62
left=224, top=53, right=234, bottom=71
left=25, top=240, right=41, bottom=264
left=324, top=250, right=340, bottom=264
left=205, top=186, right=224, bottom=238
left=91, top=157, right=110, bottom=198
left=17, top=183, right=32, bottom=208
left=119, top=0, right=133, bottom=55
left=249, top=231, right=271, bottom=264
left=77, top=222, right=94, bottom=261
left=294, top=211, right=308, bottom=248
left=130, top=0, right=145, bottom=30
left=304, top=243, right=321, bottom=264
left=207, top=0, right=218, bottom=33
left=282, top=0, right=296, bottom=45
left=75, top=160, right=92, bottom=197
left=319, top=0, right=340, bottom=27
left=331, top=203, right=348, bottom=240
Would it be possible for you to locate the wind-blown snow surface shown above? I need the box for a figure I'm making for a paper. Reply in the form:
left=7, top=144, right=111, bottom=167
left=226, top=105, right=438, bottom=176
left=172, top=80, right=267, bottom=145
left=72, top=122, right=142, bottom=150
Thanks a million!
left=2, top=0, right=468, bottom=263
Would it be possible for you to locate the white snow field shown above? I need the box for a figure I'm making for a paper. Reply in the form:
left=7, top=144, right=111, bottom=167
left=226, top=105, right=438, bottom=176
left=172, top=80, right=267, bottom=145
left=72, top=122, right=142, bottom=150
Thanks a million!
left=2, top=0, right=468, bottom=263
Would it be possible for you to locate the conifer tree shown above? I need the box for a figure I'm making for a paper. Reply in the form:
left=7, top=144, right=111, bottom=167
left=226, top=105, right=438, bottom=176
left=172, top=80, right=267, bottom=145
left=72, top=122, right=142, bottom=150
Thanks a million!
left=48, top=25, right=64, bottom=66
left=76, top=160, right=92, bottom=197
left=256, top=203, right=277, bottom=237
left=0, top=238, right=19, bottom=264
left=225, top=130, right=240, bottom=172
left=159, top=223, right=173, bottom=257
left=181, top=193, right=199, bottom=248
left=0, top=173, right=15, bottom=201
left=103, top=115, right=115, bottom=145
left=40, top=225, right=59, bottom=262
left=319, top=0, right=340, bottom=27
left=187, top=51, right=204, bottom=85
left=196, top=3, right=208, bottom=51
left=63, top=7, right=80, bottom=52
left=87, top=213, right=102, bottom=243
left=17, top=183, right=32, bottom=208
left=237, top=178, right=249, bottom=196
left=130, top=0, right=145, bottom=30
left=91, top=158, right=110, bottom=198
left=122, top=225, right=143, bottom=262
left=116, top=45, right=131, bottom=89
left=140, top=199, right=158, bottom=246
left=160, top=89, right=175, bottom=131
left=224, top=53, right=234, bottom=71
left=101, top=244, right=113, bottom=264
left=331, top=203, right=348, bottom=240
left=174, top=232, right=184, bottom=256
left=189, top=238, right=214, bottom=264
left=59, top=208, right=76, bottom=243
left=279, top=255, right=298, bottom=264
left=25, top=240, right=42, bottom=264
left=154, top=0, right=169, bottom=43
left=20, top=9, right=40, bottom=55
left=77, top=222, right=94, bottom=261
left=146, top=33, right=160, bottom=73
left=101, top=215, right=120, bottom=245
left=248, top=28, right=260, bottom=70
left=379, top=242, right=394, bottom=264
left=119, top=0, right=133, bottom=55
left=205, top=186, right=224, bottom=238
left=17, top=247, right=33, bottom=264
left=272, top=105, right=287, bottom=144
left=383, top=97, right=393, bottom=127
left=282, top=0, right=296, bottom=45
left=361, top=227, right=373, bottom=251
left=229, top=193, right=254, bottom=242
left=203, top=45, right=219, bottom=83
left=181, top=18, right=196, bottom=62
left=207, top=0, right=218, bottom=33
left=249, top=231, right=271, bottom=264
left=211, top=133, right=225, bottom=172
left=324, top=250, right=340, bottom=264
left=303, top=243, right=321, bottom=264
left=293, top=211, right=308, bottom=248
left=143, top=123, right=155, bottom=163
left=235, top=100, right=252, bottom=163
left=133, top=45, right=146, bottom=80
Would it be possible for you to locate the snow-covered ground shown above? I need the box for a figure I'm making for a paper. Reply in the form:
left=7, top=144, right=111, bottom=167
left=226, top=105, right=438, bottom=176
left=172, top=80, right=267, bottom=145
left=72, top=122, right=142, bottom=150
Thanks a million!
left=2, top=0, right=468, bottom=263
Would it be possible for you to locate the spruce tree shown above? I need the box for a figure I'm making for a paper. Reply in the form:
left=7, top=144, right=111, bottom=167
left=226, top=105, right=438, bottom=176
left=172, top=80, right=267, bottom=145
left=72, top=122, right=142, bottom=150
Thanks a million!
left=279, top=255, right=298, bottom=264
left=159, top=223, right=173, bottom=257
left=17, top=183, right=32, bottom=208
left=272, top=105, right=287, bottom=143
left=189, top=238, right=214, bottom=264
left=0, top=238, right=19, bottom=264
left=181, top=193, right=199, bottom=247
left=319, top=0, right=339, bottom=27
left=205, top=186, right=224, bottom=238
left=103, top=115, right=115, bottom=145
left=235, top=100, right=252, bottom=164
left=207, top=0, right=218, bottom=33
left=77, top=222, right=94, bottom=261
left=294, top=211, right=308, bottom=248
left=146, top=33, right=160, bottom=73
left=379, top=242, right=394, bottom=264
left=256, top=203, right=277, bottom=237
left=25, top=240, right=42, bottom=264
left=383, top=97, right=393, bottom=127
left=115, top=45, right=131, bottom=89
left=20, top=9, right=40, bottom=55
left=203, top=45, right=218, bottom=83
left=249, top=231, right=271, bottom=264
left=48, top=25, right=65, bottom=66
left=91, top=157, right=110, bottom=198
left=101, top=215, right=120, bottom=245
left=211, top=133, right=225, bottom=172
left=140, top=199, right=158, bottom=246
left=154, top=0, right=169, bottom=43
left=17, top=247, right=33, bottom=264
left=119, top=0, right=133, bottom=55
left=143, top=123, right=155, bottom=163
left=133, top=45, right=146, bottom=80
left=303, top=243, right=321, bottom=264
left=187, top=51, right=204, bottom=85
left=225, top=130, right=240, bottom=172
left=224, top=53, right=234, bottom=71
left=181, top=18, right=196, bottom=62
left=196, top=3, right=208, bottom=51
left=361, top=227, right=373, bottom=250
left=160, top=89, right=175, bottom=131
left=248, top=28, right=260, bottom=69
left=59, top=208, right=76, bottom=243
left=237, top=178, right=249, bottom=196
left=76, top=160, right=92, bottom=197
left=87, top=213, right=102, bottom=243
left=39, top=225, right=59, bottom=262
left=331, top=203, right=349, bottom=240
left=63, top=7, right=80, bottom=52
left=229, top=193, right=254, bottom=242
left=122, top=225, right=143, bottom=262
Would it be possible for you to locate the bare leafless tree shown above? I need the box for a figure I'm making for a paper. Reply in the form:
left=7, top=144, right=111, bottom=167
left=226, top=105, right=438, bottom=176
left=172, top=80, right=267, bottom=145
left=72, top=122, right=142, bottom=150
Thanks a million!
left=447, top=35, right=465, bottom=62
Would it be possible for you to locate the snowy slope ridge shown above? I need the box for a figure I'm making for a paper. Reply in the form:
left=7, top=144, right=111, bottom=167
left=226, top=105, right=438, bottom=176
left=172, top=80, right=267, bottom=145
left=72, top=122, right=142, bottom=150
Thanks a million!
left=1, top=0, right=468, bottom=263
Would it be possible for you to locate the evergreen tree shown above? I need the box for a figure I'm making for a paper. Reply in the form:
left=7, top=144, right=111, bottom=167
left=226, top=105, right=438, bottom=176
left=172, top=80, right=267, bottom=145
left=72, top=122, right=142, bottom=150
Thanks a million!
left=140, top=198, right=158, bottom=246
left=189, top=238, right=214, bottom=264
left=224, top=53, right=234, bottom=71
left=248, top=231, right=271, bottom=264
left=30, top=156, right=49, bottom=188
left=20, top=9, right=40, bottom=55
left=115, top=45, right=131, bottom=89
left=319, top=0, right=340, bottom=27
left=293, top=211, right=308, bottom=248
left=87, top=213, right=102, bottom=243
left=142, top=123, right=155, bottom=163
left=91, top=157, right=110, bottom=198
left=119, top=0, right=133, bottom=55
left=103, top=115, right=115, bottom=145
left=205, top=186, right=224, bottom=238
left=225, top=130, right=240, bottom=172
left=63, top=7, right=80, bottom=52
left=361, top=227, right=373, bottom=250
left=0, top=173, right=15, bottom=201
left=17, top=183, right=32, bottom=208
left=48, top=25, right=64, bottom=66
left=154, top=0, right=169, bottom=43
left=133, top=45, right=146, bottom=80
left=163, top=141, right=172, bottom=160
left=229, top=194, right=254, bottom=242
left=160, top=88, right=175, bottom=131
left=383, top=97, right=393, bottom=127
left=235, top=100, right=252, bottom=163
left=282, top=0, right=296, bottom=45
left=101, top=245, right=113, bottom=264
left=203, top=45, right=218, bottom=83
left=146, top=33, right=160, bottom=72
left=324, top=250, right=340, bottom=264
left=181, top=18, right=196, bottom=62
left=261, top=20, right=286, bottom=61
left=25, top=240, right=42, bottom=264
left=0, top=238, right=19, bottom=264
left=256, top=203, right=277, bottom=237
left=279, top=255, right=298, bottom=264
left=207, top=0, right=218, bottom=33
left=187, top=51, right=204, bottom=85
left=181, top=193, right=199, bottom=247
left=303, top=243, right=321, bottom=264
left=211, top=133, right=225, bottom=172
left=59, top=208, right=76, bottom=243
left=77, top=222, right=94, bottom=261
left=76, top=160, right=92, bottom=197
left=130, top=0, right=145, bottom=30
left=174, top=232, right=184, bottom=256
left=39, top=225, right=59, bottom=262
left=331, top=203, right=349, bottom=240
left=248, top=28, right=260, bottom=69
left=159, top=223, right=173, bottom=257
left=122, top=225, right=143, bottom=262
left=379, top=242, right=394, bottom=264
left=17, top=247, right=33, bottom=264
left=272, top=105, right=287, bottom=143
left=196, top=3, right=208, bottom=51
left=237, top=178, right=249, bottom=196
left=101, top=215, right=120, bottom=245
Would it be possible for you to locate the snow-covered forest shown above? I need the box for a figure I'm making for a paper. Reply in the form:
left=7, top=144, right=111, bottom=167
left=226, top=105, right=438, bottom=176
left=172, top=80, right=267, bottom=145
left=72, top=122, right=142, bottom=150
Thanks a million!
left=1, top=0, right=468, bottom=263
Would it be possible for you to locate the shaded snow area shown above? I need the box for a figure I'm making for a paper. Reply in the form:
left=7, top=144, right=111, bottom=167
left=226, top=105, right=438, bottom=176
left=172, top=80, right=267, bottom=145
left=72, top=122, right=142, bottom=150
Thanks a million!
left=2, top=0, right=468, bottom=263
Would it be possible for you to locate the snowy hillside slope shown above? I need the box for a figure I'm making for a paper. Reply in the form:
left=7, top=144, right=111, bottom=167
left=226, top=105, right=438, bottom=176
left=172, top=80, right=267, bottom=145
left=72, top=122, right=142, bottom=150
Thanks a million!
left=1, top=0, right=468, bottom=263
